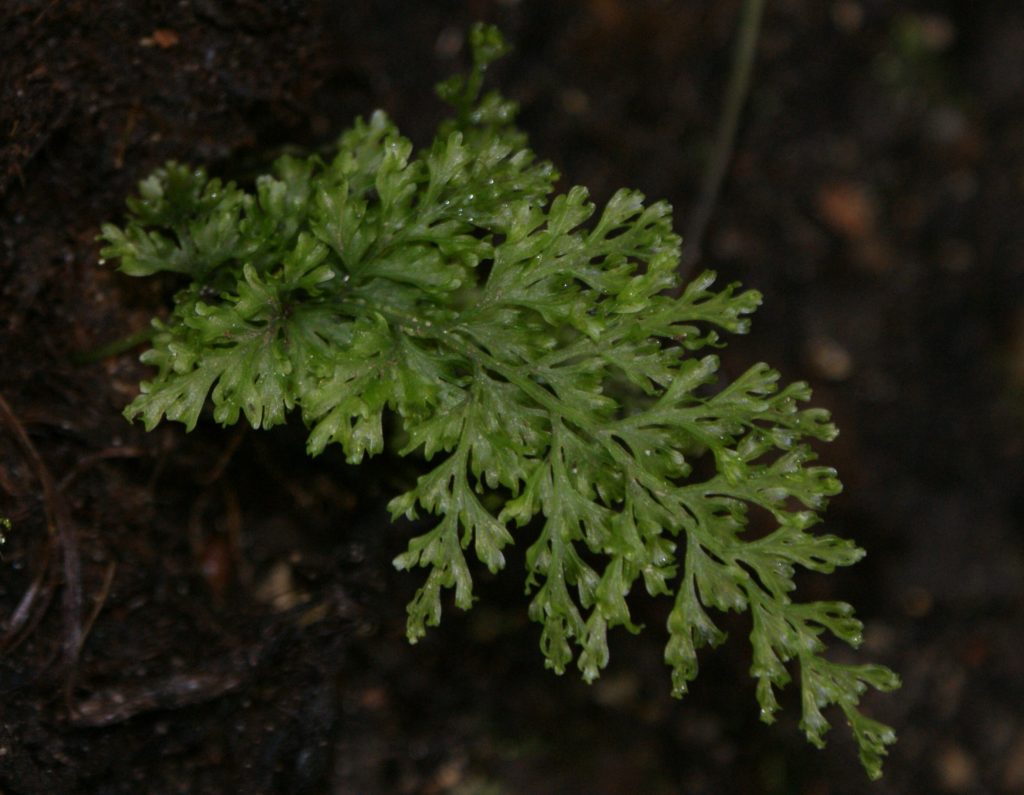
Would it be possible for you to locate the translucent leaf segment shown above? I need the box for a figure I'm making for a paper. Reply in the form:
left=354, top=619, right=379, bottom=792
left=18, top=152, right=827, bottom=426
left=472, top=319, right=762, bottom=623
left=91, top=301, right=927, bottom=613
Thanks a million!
left=99, top=24, right=898, bottom=778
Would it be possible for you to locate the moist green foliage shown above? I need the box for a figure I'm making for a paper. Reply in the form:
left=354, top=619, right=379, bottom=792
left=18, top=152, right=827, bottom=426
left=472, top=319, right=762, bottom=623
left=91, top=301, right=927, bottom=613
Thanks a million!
left=99, top=24, right=898, bottom=778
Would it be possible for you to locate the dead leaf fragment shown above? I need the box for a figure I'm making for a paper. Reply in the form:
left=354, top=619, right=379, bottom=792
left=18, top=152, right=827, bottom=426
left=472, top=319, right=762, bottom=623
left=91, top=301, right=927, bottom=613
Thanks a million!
left=255, top=560, right=307, bottom=612
left=806, top=336, right=854, bottom=381
left=140, top=28, right=180, bottom=49
left=936, top=743, right=976, bottom=792
left=816, top=181, right=875, bottom=239
left=1003, top=733, right=1024, bottom=791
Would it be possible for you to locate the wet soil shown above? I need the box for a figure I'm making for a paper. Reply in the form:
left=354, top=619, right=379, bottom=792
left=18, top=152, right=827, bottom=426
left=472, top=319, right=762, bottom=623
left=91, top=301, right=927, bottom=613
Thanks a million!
left=2, top=1, right=1023, bottom=793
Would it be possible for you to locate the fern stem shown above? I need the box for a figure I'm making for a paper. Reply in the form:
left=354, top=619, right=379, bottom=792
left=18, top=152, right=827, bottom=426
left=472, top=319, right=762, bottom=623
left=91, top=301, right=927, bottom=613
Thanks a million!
left=681, top=0, right=766, bottom=278
left=73, top=325, right=156, bottom=365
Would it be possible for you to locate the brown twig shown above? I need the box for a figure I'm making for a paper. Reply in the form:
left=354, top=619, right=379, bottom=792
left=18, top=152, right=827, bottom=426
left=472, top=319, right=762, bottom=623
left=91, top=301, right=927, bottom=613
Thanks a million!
left=61, top=561, right=118, bottom=711
left=0, top=540, right=56, bottom=652
left=57, top=446, right=146, bottom=493
left=79, top=561, right=117, bottom=652
left=0, top=392, right=83, bottom=666
left=197, top=424, right=248, bottom=485
left=69, top=669, right=244, bottom=728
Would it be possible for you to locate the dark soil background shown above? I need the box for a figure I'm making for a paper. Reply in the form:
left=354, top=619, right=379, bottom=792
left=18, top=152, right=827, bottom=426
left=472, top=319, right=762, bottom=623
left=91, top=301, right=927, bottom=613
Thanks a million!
left=2, top=1, right=1023, bottom=793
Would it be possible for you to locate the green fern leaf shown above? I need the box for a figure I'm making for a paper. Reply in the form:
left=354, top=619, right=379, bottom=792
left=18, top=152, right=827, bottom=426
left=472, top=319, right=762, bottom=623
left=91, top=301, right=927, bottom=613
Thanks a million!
left=100, top=23, right=898, bottom=779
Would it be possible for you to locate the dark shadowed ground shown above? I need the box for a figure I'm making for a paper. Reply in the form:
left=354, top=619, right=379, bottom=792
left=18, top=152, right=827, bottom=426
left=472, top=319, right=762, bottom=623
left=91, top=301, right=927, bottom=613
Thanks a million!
left=2, top=1, right=1023, bottom=793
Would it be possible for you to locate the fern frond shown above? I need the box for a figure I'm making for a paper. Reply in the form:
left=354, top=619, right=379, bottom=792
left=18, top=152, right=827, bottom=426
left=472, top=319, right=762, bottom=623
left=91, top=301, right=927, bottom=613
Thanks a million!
left=100, top=23, right=898, bottom=778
